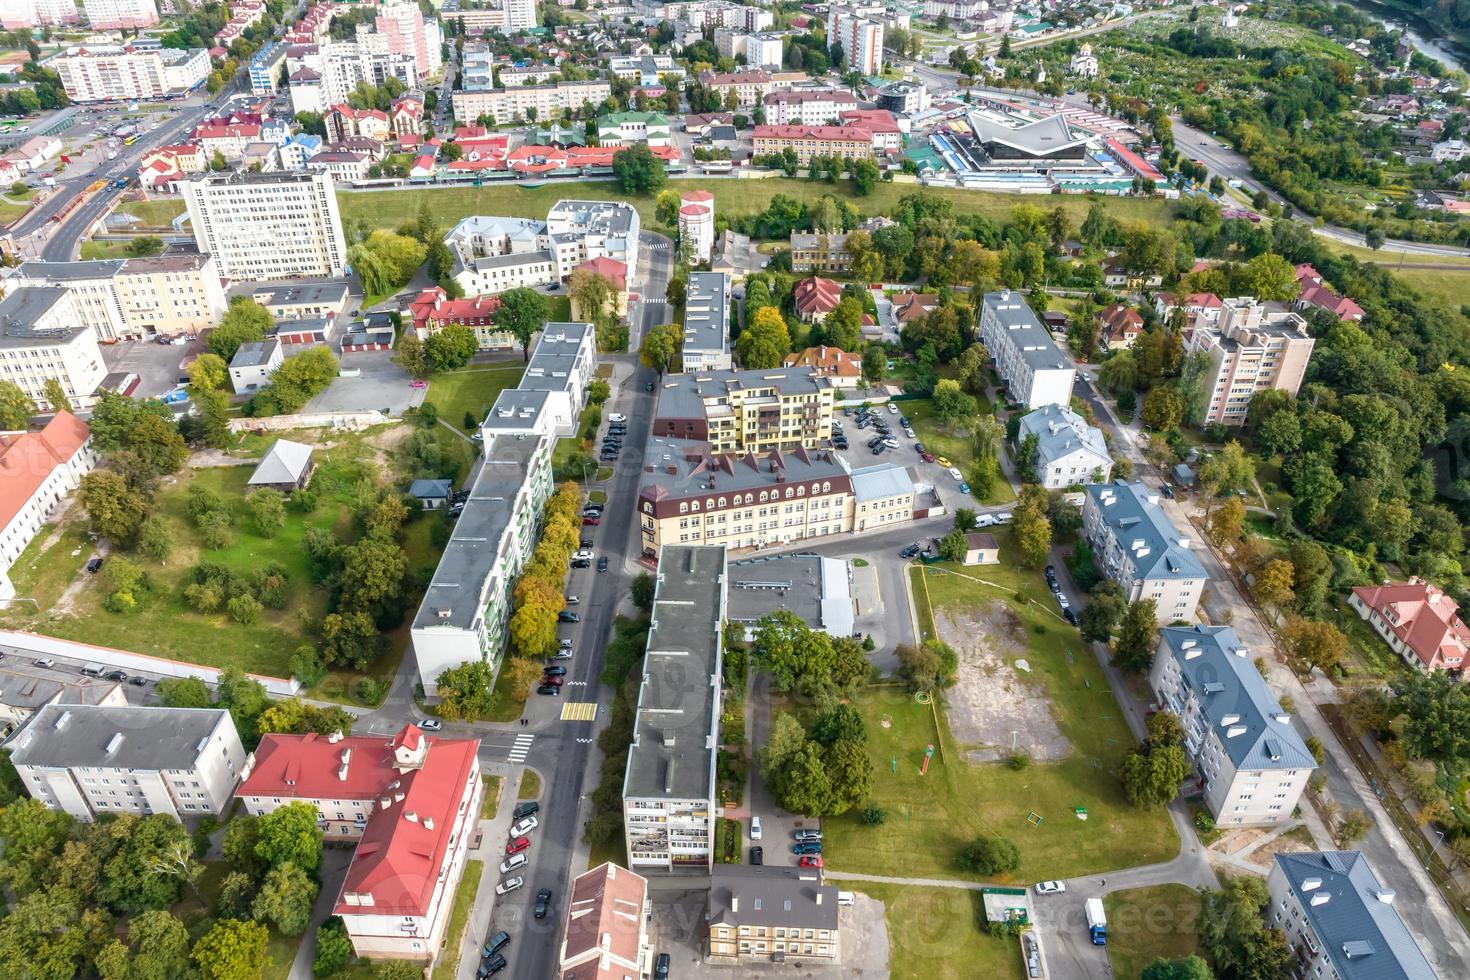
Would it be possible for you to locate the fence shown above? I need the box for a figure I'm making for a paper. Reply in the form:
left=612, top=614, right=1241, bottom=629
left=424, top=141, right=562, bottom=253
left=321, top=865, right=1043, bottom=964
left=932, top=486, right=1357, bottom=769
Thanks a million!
left=228, top=411, right=388, bottom=433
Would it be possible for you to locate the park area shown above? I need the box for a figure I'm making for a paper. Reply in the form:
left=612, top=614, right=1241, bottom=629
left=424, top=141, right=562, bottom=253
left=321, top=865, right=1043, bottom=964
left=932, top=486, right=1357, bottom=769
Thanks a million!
left=823, top=527, right=1176, bottom=883
left=1103, top=884, right=1206, bottom=979
left=851, top=882, right=1025, bottom=980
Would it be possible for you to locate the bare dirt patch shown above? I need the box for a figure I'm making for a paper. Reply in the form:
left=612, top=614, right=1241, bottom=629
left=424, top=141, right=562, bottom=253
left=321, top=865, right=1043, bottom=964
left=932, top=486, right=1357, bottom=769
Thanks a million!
left=937, top=602, right=1071, bottom=763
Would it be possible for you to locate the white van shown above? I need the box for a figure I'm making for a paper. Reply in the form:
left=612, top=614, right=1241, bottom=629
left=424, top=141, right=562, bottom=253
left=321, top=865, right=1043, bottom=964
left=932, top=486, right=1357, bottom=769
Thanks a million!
left=838, top=891, right=855, bottom=907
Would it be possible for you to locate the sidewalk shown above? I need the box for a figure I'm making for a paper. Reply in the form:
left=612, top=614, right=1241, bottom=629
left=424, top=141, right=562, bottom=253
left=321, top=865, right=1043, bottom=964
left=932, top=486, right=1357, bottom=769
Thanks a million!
left=453, top=772, right=517, bottom=980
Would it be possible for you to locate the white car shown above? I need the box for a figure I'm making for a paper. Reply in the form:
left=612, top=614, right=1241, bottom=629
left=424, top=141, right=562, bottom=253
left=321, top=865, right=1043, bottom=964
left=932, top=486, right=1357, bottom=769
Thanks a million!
left=496, top=876, right=525, bottom=895
left=948, top=467, right=963, bottom=481
left=565, top=595, right=580, bottom=605
left=751, top=816, right=763, bottom=840
left=510, top=816, right=539, bottom=836
left=572, top=549, right=594, bottom=562
left=991, top=511, right=1013, bottom=525
left=500, top=853, right=528, bottom=874
left=607, top=413, right=626, bottom=423
left=974, top=514, right=995, bottom=528
left=1034, top=881, right=1066, bottom=895
left=887, top=403, right=898, bottom=414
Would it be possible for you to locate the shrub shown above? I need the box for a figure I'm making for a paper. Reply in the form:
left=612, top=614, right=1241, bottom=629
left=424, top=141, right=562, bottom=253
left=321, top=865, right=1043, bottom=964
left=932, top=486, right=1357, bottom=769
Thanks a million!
left=1007, top=751, right=1031, bottom=771
left=861, top=803, right=886, bottom=826
left=958, top=833, right=1020, bottom=875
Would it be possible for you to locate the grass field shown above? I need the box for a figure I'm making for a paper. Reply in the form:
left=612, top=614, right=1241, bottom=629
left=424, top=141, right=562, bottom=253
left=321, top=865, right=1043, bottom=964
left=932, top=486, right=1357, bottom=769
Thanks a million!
left=902, top=397, right=1017, bottom=505
left=519, top=769, right=542, bottom=800
left=848, top=882, right=1026, bottom=980
left=117, top=197, right=187, bottom=227
left=430, top=860, right=484, bottom=980
left=481, top=774, right=503, bottom=820
left=427, top=362, right=525, bottom=430
left=79, top=239, right=132, bottom=259
left=337, top=180, right=1173, bottom=238
left=0, top=191, right=36, bottom=225
left=1380, top=266, right=1470, bottom=307
left=825, top=529, right=1177, bottom=883
left=1103, top=884, right=1206, bottom=980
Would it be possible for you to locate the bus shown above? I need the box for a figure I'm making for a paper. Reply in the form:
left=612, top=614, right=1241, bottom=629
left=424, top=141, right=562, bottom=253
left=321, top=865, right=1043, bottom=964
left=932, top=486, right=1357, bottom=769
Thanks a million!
left=122, top=134, right=138, bottom=146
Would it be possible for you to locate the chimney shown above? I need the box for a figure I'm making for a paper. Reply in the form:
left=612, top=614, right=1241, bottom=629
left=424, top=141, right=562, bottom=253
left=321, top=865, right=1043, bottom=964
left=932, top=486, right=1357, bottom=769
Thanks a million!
left=731, top=896, right=739, bottom=912
left=1376, top=889, right=1396, bottom=904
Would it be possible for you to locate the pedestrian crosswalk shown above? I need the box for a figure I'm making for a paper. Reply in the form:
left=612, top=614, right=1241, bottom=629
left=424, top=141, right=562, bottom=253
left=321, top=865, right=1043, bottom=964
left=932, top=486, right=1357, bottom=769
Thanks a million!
left=508, top=733, right=534, bottom=763
left=561, top=702, right=598, bottom=721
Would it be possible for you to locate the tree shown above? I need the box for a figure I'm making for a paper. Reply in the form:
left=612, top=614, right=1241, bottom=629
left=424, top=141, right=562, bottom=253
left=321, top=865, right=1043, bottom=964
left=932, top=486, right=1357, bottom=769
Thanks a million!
left=654, top=189, right=681, bottom=226
left=42, top=378, right=72, bottom=415
left=424, top=324, right=478, bottom=372
left=1014, top=507, right=1052, bottom=568
left=79, top=470, right=149, bottom=542
left=158, top=675, right=213, bottom=708
left=1141, top=386, right=1185, bottom=430
left=493, top=288, right=548, bottom=360
left=932, top=379, right=979, bottom=425
left=0, top=798, right=72, bottom=894
left=208, top=299, right=271, bottom=361
left=861, top=344, right=886, bottom=383
left=896, top=639, right=958, bottom=692
left=313, top=920, right=354, bottom=978
left=1238, top=252, right=1300, bottom=303
left=759, top=713, right=809, bottom=784
left=811, top=703, right=866, bottom=747
left=1120, top=742, right=1190, bottom=806
left=958, top=834, right=1020, bottom=875
left=99, top=814, right=199, bottom=913
left=752, top=610, right=835, bottom=691
left=1141, top=955, right=1214, bottom=980
left=825, top=738, right=873, bottom=814
left=1078, top=581, right=1126, bottom=643
left=630, top=571, right=656, bottom=611
left=1332, top=808, right=1373, bottom=848
left=937, top=528, right=967, bottom=562
left=435, top=659, right=496, bottom=721
left=1113, top=599, right=1158, bottom=672
left=774, top=740, right=837, bottom=816
left=0, top=381, right=33, bottom=429
left=246, top=489, right=287, bottom=538
left=638, top=321, right=683, bottom=374
left=251, top=862, right=317, bottom=937
left=255, top=802, right=323, bottom=874
left=821, top=296, right=865, bottom=351
left=392, top=334, right=430, bottom=379
left=192, top=919, right=269, bottom=980
left=1207, top=495, right=1245, bottom=547
left=851, top=158, right=880, bottom=196
left=187, top=353, right=229, bottom=394
left=100, top=908, right=194, bottom=980
left=611, top=142, right=666, bottom=195
left=1253, top=558, right=1295, bottom=609
left=1278, top=617, right=1345, bottom=676
left=735, top=308, right=791, bottom=369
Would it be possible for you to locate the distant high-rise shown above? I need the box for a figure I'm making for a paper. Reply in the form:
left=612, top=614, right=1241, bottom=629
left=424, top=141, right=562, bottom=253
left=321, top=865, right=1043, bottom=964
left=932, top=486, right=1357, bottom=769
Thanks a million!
left=827, top=5, right=884, bottom=75
left=181, top=172, right=349, bottom=281
left=81, top=0, right=156, bottom=29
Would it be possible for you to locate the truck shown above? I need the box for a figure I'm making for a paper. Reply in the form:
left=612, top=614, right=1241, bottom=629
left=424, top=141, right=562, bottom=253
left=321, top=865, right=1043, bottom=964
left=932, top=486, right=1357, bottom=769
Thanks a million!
left=1085, top=898, right=1107, bottom=945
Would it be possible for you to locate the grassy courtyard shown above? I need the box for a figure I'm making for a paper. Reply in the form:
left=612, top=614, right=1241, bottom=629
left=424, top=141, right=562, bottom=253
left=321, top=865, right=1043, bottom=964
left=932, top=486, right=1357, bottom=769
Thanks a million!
left=427, top=362, right=525, bottom=431
left=1103, top=884, right=1206, bottom=980
left=850, top=882, right=1026, bottom=980
left=902, top=397, right=1017, bottom=506
left=117, top=197, right=187, bottom=227
left=825, top=529, right=1177, bottom=883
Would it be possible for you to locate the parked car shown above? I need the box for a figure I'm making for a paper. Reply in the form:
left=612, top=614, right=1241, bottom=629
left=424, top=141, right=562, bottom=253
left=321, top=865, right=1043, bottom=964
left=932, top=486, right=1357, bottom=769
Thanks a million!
left=1035, top=881, right=1066, bottom=895
left=499, top=853, right=528, bottom=874
left=572, top=549, right=594, bottom=562
left=793, top=828, right=823, bottom=841
left=571, top=559, right=591, bottom=569
left=536, top=684, right=560, bottom=696
left=85, top=557, right=104, bottom=574
left=883, top=438, right=899, bottom=449
left=914, top=442, right=927, bottom=454
left=565, top=595, right=580, bottom=605
left=900, top=544, right=921, bottom=559
left=654, top=953, right=670, bottom=980
left=792, top=841, right=823, bottom=855
left=887, top=403, right=898, bottom=414
left=750, top=816, right=762, bottom=840
left=540, top=675, right=564, bottom=687
left=506, top=836, right=531, bottom=855
left=534, top=889, right=553, bottom=919
left=1064, top=608, right=1078, bottom=626
left=607, top=413, right=626, bottom=423
left=416, top=718, right=443, bottom=731
left=557, top=611, right=580, bottom=623
left=991, top=511, right=1013, bottom=525
left=551, top=649, right=573, bottom=660
left=799, top=855, right=824, bottom=869
left=543, top=666, right=567, bottom=677
left=948, top=467, right=964, bottom=481
left=958, top=482, right=971, bottom=495
left=410, top=379, right=428, bottom=389
left=582, top=506, right=603, bottom=516
left=597, top=557, right=609, bottom=572
left=484, top=931, right=511, bottom=957
left=495, top=876, right=524, bottom=896
left=513, top=801, right=540, bottom=820
left=582, top=516, right=600, bottom=525
left=129, top=676, right=147, bottom=686
left=104, top=670, right=128, bottom=682
left=921, top=451, right=936, bottom=463
left=510, top=816, right=539, bottom=836
left=477, top=955, right=506, bottom=978
left=750, top=845, right=763, bottom=865
left=559, top=638, right=574, bottom=650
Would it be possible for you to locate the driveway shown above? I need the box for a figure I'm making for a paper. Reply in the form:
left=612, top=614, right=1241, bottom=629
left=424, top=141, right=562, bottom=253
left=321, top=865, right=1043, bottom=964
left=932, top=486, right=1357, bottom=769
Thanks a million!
left=305, top=350, right=421, bottom=415
left=102, top=337, right=201, bottom=397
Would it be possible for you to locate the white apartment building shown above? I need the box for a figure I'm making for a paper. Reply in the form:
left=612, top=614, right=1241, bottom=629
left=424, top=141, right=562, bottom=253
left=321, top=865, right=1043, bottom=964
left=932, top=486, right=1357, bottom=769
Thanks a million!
left=81, top=0, right=156, bottom=29
left=440, top=0, right=537, bottom=31
left=608, top=54, right=683, bottom=83
left=443, top=215, right=560, bottom=296
left=1187, top=298, right=1315, bottom=426
left=828, top=6, right=884, bottom=75
left=624, top=544, right=726, bottom=872
left=978, top=290, right=1075, bottom=409
left=451, top=79, right=612, bottom=126
left=7, top=253, right=228, bottom=341
left=0, top=288, right=107, bottom=407
left=315, top=38, right=418, bottom=107
left=763, top=88, right=860, bottom=125
left=375, top=0, right=443, bottom=80
left=1083, top=481, right=1207, bottom=623
left=182, top=171, right=349, bottom=281
left=50, top=43, right=209, bottom=102
left=546, top=199, right=641, bottom=283
left=712, top=28, right=781, bottom=69
left=1150, top=625, right=1315, bottom=826
left=10, top=704, right=245, bottom=822
left=0, top=0, right=80, bottom=29
left=0, top=412, right=97, bottom=601
left=682, top=271, right=731, bottom=371
left=662, top=0, right=771, bottom=31
left=1016, top=403, right=1113, bottom=489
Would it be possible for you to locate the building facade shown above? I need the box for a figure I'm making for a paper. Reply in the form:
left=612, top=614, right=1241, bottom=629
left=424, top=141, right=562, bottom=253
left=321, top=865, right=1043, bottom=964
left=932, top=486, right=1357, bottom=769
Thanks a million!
left=182, top=172, right=349, bottom=280
left=8, top=253, right=228, bottom=341
left=51, top=43, right=209, bottom=102
left=1186, top=298, right=1315, bottom=426
left=0, top=288, right=107, bottom=408
left=678, top=190, right=716, bottom=265
left=762, top=89, right=859, bottom=125
left=681, top=271, right=731, bottom=372
left=651, top=367, right=837, bottom=452
left=1349, top=578, right=1470, bottom=677
left=11, top=704, right=244, bottom=821
left=827, top=5, right=884, bottom=75
left=752, top=124, right=875, bottom=164
left=81, top=0, right=157, bottom=29
left=708, top=866, right=840, bottom=962
left=1083, top=481, right=1207, bottom=623
left=789, top=232, right=852, bottom=274
left=979, top=290, right=1075, bottom=410
left=451, top=79, right=612, bottom=126
left=1016, top=403, right=1113, bottom=489
left=0, top=412, right=96, bottom=600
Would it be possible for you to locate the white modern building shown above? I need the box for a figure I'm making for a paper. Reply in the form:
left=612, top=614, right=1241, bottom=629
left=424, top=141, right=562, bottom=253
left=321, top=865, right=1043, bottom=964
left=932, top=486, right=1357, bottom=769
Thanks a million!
left=827, top=5, right=884, bottom=75
left=978, top=291, right=1074, bottom=410
left=1150, top=625, right=1315, bottom=826
left=546, top=199, right=641, bottom=283
left=608, top=54, right=683, bottom=84
left=1187, top=298, right=1315, bottom=427
left=6, top=253, right=228, bottom=341
left=678, top=190, right=715, bottom=265
left=1016, top=403, right=1113, bottom=489
left=763, top=89, right=860, bottom=125
left=623, top=544, right=726, bottom=872
left=311, top=38, right=418, bottom=107
left=682, top=272, right=731, bottom=371
left=228, top=338, right=283, bottom=393
left=0, top=412, right=97, bottom=601
left=50, top=43, right=209, bottom=102
left=0, top=0, right=80, bottom=29
left=1083, top=481, right=1207, bottom=623
left=182, top=171, right=349, bottom=280
left=81, top=0, right=156, bottom=29
left=0, top=288, right=107, bottom=407
left=10, top=704, right=245, bottom=822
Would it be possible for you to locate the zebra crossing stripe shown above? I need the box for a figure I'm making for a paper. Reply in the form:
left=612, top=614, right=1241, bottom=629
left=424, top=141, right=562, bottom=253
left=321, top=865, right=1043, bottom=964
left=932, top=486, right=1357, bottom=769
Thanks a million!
left=560, top=702, right=598, bottom=721
left=507, top=733, right=534, bottom=763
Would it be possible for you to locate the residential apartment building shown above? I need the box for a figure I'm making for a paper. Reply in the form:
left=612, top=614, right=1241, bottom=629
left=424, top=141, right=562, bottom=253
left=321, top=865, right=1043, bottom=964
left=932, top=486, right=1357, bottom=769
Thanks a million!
left=558, top=863, right=652, bottom=979
left=714, top=29, right=782, bottom=69
left=1269, top=852, right=1438, bottom=980
left=1016, top=403, right=1113, bottom=489
left=1350, top=578, right=1470, bottom=677
left=752, top=124, right=875, bottom=164
left=451, top=79, right=612, bottom=126
left=0, top=0, right=79, bottom=29
left=1186, top=298, right=1315, bottom=426
left=708, top=866, right=840, bottom=963
left=827, top=5, right=884, bottom=75
left=454, top=41, right=497, bottom=87
left=443, top=214, right=558, bottom=297
left=978, top=290, right=1075, bottom=410
left=10, top=704, right=244, bottom=821
left=248, top=41, right=287, bottom=94
left=182, top=172, right=349, bottom=280
left=663, top=0, right=772, bottom=31
left=0, top=288, right=107, bottom=407
left=636, top=437, right=913, bottom=555
left=7, top=253, right=228, bottom=341
left=763, top=89, right=859, bottom=126
left=623, top=544, right=726, bottom=872
left=682, top=272, right=732, bottom=372
left=608, top=54, right=683, bottom=85
left=652, top=366, right=837, bottom=452
left=1151, top=625, right=1315, bottom=826
left=678, top=190, right=715, bottom=265
left=1083, top=481, right=1206, bottom=623
left=81, top=0, right=156, bottom=29
left=375, top=0, right=443, bottom=80
left=790, top=232, right=852, bottom=274
left=546, top=199, right=641, bottom=283
left=0, top=664, right=124, bottom=739
left=0, top=411, right=95, bottom=599
left=50, top=43, right=210, bottom=102
left=596, top=110, right=672, bottom=147
left=440, top=0, right=537, bottom=32
left=697, top=69, right=798, bottom=109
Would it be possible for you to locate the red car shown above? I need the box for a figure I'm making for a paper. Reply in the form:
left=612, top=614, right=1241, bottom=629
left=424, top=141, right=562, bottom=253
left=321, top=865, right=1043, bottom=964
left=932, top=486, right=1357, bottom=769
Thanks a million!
left=541, top=675, right=565, bottom=686
left=799, top=855, right=824, bottom=869
left=506, top=836, right=531, bottom=855
left=920, top=452, right=936, bottom=463
left=582, top=516, right=600, bottom=526
left=410, top=379, right=428, bottom=389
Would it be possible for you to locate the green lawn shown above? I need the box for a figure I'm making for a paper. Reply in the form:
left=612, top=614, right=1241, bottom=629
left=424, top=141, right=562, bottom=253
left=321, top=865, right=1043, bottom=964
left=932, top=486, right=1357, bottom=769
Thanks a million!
left=430, top=860, right=484, bottom=980
left=481, top=774, right=503, bottom=820
left=1382, top=266, right=1470, bottom=308
left=427, top=363, right=524, bottom=430
left=337, top=181, right=1171, bottom=240
left=117, top=198, right=187, bottom=226
left=903, top=398, right=1016, bottom=505
left=826, top=529, right=1177, bottom=883
left=0, top=192, right=35, bottom=225
left=519, top=769, right=541, bottom=800
left=80, top=239, right=132, bottom=259
left=1103, top=884, right=1206, bottom=980
left=847, top=883, right=1025, bottom=980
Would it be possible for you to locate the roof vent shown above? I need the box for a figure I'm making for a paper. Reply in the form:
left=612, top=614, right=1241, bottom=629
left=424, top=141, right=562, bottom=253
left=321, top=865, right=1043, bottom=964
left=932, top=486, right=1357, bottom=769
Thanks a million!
left=54, top=710, right=70, bottom=730
left=437, top=607, right=452, bottom=620
left=1375, top=889, right=1395, bottom=904
left=423, top=817, right=434, bottom=831
left=1221, top=714, right=1240, bottom=726
left=1226, top=725, right=1248, bottom=738
left=105, top=732, right=124, bottom=754
left=404, top=811, right=418, bottom=823
left=1310, top=893, right=1331, bottom=907
left=1301, top=877, right=1322, bottom=892
left=1342, top=940, right=1375, bottom=958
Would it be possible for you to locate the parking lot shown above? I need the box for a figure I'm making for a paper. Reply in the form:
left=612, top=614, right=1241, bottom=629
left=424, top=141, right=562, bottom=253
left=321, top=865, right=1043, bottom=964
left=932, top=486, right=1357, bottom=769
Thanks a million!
left=830, top=403, right=979, bottom=512
left=305, top=350, right=423, bottom=414
left=103, top=336, right=202, bottom=397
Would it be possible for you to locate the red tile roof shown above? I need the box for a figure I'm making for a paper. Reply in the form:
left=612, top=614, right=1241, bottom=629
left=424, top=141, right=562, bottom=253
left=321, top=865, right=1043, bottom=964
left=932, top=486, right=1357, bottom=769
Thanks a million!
left=1353, top=579, right=1470, bottom=671
left=560, top=862, right=648, bottom=980
left=754, top=124, right=871, bottom=142
left=793, top=276, right=842, bottom=316
left=783, top=345, right=861, bottom=377
left=1298, top=284, right=1364, bottom=321
left=407, top=286, right=503, bottom=332
left=239, top=730, right=403, bottom=801
left=839, top=108, right=900, bottom=134
left=891, top=292, right=938, bottom=323
left=574, top=256, right=627, bottom=291
left=0, top=412, right=90, bottom=531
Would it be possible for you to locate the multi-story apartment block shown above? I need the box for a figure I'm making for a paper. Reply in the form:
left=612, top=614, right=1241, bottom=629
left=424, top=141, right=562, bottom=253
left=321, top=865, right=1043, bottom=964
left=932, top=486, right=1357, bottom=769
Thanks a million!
left=311, top=38, right=418, bottom=107
left=752, top=124, right=875, bottom=163
left=50, top=43, right=209, bottom=102
left=1151, top=625, right=1314, bottom=826
left=608, top=54, right=684, bottom=85
left=249, top=41, right=287, bottom=94
left=182, top=172, right=349, bottom=281
left=439, top=0, right=537, bottom=32
left=1269, top=851, right=1438, bottom=980
left=623, top=544, right=726, bottom=872
left=1016, top=403, right=1113, bottom=489
left=559, top=863, right=652, bottom=978
left=0, top=664, right=124, bottom=740
left=763, top=89, right=859, bottom=125
left=443, top=216, right=559, bottom=297
left=11, top=704, right=244, bottom=821
left=713, top=29, right=782, bottom=69
left=0, top=0, right=79, bottom=29
left=451, top=79, right=612, bottom=127
left=708, top=866, right=840, bottom=962
left=663, top=0, right=772, bottom=30
left=1083, top=481, right=1206, bottom=623
left=978, top=290, right=1075, bottom=409
left=0, top=412, right=96, bottom=600
left=546, top=199, right=641, bottom=283
left=652, top=366, right=836, bottom=452
left=789, top=232, right=852, bottom=274
left=682, top=272, right=732, bottom=372
left=1186, top=297, right=1315, bottom=426
left=0, top=288, right=106, bottom=407
left=636, top=437, right=914, bottom=555
left=679, top=190, right=716, bottom=265
left=375, top=0, right=443, bottom=80
left=81, top=0, right=156, bottom=29
left=1350, top=578, right=1470, bottom=676
left=827, top=5, right=884, bottom=75
left=7, top=253, right=228, bottom=341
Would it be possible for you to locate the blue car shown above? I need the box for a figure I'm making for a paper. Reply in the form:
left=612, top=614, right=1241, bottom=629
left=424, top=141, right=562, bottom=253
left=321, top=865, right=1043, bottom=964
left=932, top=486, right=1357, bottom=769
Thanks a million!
left=958, top=482, right=971, bottom=495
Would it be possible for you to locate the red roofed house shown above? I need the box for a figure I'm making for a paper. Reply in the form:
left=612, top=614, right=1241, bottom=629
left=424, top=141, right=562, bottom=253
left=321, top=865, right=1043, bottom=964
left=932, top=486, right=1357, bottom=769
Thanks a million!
left=390, top=95, right=423, bottom=138
left=752, top=125, right=875, bottom=164
left=236, top=725, right=483, bottom=962
left=570, top=256, right=629, bottom=320
left=325, top=104, right=390, bottom=143
left=558, top=862, right=652, bottom=980
left=839, top=108, right=902, bottom=151
left=1350, top=578, right=1470, bottom=677
left=0, top=412, right=96, bottom=601
left=1296, top=284, right=1365, bottom=323
left=1095, top=303, right=1144, bottom=351
left=783, top=345, right=863, bottom=388
left=793, top=276, right=843, bottom=322
left=406, top=286, right=515, bottom=351
left=890, top=292, right=939, bottom=325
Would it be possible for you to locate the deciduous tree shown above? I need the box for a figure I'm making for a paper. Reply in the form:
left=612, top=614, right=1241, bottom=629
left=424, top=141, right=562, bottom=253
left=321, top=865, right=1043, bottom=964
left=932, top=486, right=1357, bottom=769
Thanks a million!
left=255, top=802, right=323, bottom=874
left=435, top=659, right=497, bottom=721
left=251, top=862, right=317, bottom=936
left=208, top=299, right=271, bottom=361
left=638, top=321, right=683, bottom=374
left=611, top=143, right=666, bottom=194
left=493, top=288, right=548, bottom=361
left=1112, top=599, right=1158, bottom=672
left=192, top=919, right=269, bottom=980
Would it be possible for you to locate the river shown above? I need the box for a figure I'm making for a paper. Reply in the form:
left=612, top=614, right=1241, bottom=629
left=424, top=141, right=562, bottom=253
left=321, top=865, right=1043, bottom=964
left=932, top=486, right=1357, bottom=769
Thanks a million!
left=1345, top=0, right=1470, bottom=73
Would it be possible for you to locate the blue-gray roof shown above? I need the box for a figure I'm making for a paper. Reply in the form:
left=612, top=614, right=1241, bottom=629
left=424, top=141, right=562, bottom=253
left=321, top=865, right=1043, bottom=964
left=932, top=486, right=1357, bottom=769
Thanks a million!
left=849, top=463, right=915, bottom=502
left=1274, top=851, right=1439, bottom=980
left=1086, top=481, right=1206, bottom=581
left=1017, top=404, right=1110, bottom=469
left=409, top=479, right=452, bottom=499
left=1161, top=625, right=1316, bottom=771
left=982, top=291, right=1069, bottom=372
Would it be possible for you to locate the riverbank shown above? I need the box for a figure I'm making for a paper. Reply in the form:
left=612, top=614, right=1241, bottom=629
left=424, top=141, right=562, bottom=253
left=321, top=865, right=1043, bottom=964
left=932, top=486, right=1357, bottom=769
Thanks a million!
left=1345, top=0, right=1470, bottom=73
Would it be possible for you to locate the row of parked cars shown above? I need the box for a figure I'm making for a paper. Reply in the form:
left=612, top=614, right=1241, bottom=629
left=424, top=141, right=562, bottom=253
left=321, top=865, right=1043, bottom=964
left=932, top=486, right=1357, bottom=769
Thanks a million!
left=599, top=412, right=627, bottom=464
left=481, top=802, right=552, bottom=976
left=1045, top=564, right=1078, bottom=626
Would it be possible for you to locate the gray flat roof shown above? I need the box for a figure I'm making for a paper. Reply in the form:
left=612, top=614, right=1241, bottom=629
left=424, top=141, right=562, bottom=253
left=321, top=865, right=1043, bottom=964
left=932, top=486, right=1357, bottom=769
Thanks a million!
left=15, top=259, right=125, bottom=281
left=0, top=665, right=121, bottom=712
left=983, top=291, right=1069, bottom=372
left=683, top=272, right=730, bottom=357
left=653, top=366, right=831, bottom=421
left=230, top=338, right=280, bottom=368
left=707, top=866, right=839, bottom=931
left=624, top=545, right=726, bottom=802
left=9, top=704, right=230, bottom=771
left=849, top=462, right=914, bottom=502
left=639, top=437, right=851, bottom=503
left=0, top=287, right=88, bottom=348
left=726, top=553, right=854, bottom=637
left=482, top=388, right=553, bottom=429
left=249, top=279, right=351, bottom=306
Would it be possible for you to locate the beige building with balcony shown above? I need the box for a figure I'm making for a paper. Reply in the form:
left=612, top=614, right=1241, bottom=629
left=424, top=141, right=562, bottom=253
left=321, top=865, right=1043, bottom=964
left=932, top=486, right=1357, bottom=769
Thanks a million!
left=1187, top=298, right=1315, bottom=426
left=652, top=367, right=836, bottom=453
left=707, top=866, right=840, bottom=963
